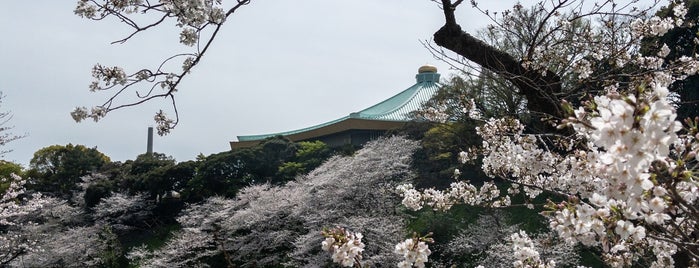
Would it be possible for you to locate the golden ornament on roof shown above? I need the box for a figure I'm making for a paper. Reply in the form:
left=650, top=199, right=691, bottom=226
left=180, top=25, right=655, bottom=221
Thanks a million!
left=418, top=64, right=438, bottom=73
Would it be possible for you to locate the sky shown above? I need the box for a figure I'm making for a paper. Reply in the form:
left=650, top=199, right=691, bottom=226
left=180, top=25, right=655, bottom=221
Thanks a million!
left=0, top=1, right=512, bottom=167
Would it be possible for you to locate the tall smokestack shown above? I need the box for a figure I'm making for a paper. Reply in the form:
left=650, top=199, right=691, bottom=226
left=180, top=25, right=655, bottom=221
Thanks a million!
left=147, top=127, right=154, bottom=155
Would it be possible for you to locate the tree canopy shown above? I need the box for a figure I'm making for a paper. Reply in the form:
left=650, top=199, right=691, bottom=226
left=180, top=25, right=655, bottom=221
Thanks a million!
left=28, top=144, right=110, bottom=197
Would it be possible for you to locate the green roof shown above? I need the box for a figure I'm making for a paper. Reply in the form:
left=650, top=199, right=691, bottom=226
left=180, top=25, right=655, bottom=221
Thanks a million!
left=236, top=69, right=441, bottom=142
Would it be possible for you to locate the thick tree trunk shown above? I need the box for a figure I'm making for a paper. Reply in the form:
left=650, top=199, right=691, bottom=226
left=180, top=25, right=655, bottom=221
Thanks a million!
left=434, top=0, right=565, bottom=131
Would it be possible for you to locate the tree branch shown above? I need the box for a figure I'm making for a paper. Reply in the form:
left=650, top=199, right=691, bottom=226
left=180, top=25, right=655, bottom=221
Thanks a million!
left=434, top=0, right=566, bottom=132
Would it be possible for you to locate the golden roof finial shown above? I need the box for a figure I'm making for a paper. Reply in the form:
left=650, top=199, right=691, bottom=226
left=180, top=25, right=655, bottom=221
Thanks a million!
left=418, top=64, right=438, bottom=73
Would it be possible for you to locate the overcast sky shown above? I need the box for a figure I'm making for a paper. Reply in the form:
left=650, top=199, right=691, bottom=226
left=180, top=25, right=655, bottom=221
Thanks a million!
left=0, top=1, right=512, bottom=167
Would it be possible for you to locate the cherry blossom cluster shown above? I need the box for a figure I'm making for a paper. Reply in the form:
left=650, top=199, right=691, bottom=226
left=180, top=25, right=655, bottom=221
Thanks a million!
left=477, top=0, right=601, bottom=75
left=630, top=2, right=686, bottom=38
left=89, top=64, right=127, bottom=91
left=161, top=0, right=227, bottom=27
left=477, top=117, right=564, bottom=198
left=1, top=174, right=48, bottom=226
left=71, top=106, right=106, bottom=123
left=464, top=98, right=482, bottom=120
left=510, top=231, right=555, bottom=268
left=394, top=233, right=433, bottom=268
left=418, top=96, right=482, bottom=123
left=154, top=110, right=176, bottom=135
left=596, top=3, right=697, bottom=85
left=543, top=83, right=692, bottom=266
left=321, top=227, right=365, bottom=267
left=623, top=3, right=699, bottom=91
left=160, top=0, right=227, bottom=47
left=1, top=174, right=50, bottom=264
left=457, top=150, right=477, bottom=164
left=70, top=64, right=128, bottom=122
left=74, top=0, right=144, bottom=19
left=395, top=180, right=504, bottom=212
left=419, top=107, right=450, bottom=123
left=71, top=61, right=181, bottom=130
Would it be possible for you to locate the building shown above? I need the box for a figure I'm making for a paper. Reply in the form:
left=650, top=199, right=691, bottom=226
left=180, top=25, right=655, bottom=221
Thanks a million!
left=229, top=65, right=442, bottom=149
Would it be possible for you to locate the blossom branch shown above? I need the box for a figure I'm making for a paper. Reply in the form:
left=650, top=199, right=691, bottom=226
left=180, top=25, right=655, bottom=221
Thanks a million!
left=72, top=0, right=251, bottom=134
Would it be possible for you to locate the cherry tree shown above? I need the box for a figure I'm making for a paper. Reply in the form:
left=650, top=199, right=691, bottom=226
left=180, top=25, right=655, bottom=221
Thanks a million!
left=3, top=172, right=157, bottom=267
left=398, top=1, right=699, bottom=266
left=127, top=136, right=418, bottom=267
left=0, top=174, right=50, bottom=266
left=92, top=192, right=155, bottom=233
left=430, top=211, right=577, bottom=267
left=13, top=225, right=112, bottom=267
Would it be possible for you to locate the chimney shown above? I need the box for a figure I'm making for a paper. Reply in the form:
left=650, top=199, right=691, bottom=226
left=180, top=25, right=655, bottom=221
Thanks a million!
left=147, top=127, right=154, bottom=154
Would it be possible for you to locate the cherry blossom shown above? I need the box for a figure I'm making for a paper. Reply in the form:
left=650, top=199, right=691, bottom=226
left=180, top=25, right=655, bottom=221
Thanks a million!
left=321, top=227, right=365, bottom=267
left=510, top=231, right=555, bottom=268
left=394, top=233, right=433, bottom=268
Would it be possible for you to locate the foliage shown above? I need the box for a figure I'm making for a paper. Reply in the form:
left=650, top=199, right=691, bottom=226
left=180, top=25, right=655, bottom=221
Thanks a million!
left=27, top=144, right=110, bottom=197
left=277, top=140, right=332, bottom=181
left=0, top=161, right=23, bottom=193
left=295, top=140, right=332, bottom=166
left=0, top=161, right=22, bottom=179
left=186, top=136, right=299, bottom=200
left=254, top=136, right=299, bottom=182
left=80, top=172, right=134, bottom=210
left=412, top=122, right=483, bottom=189
left=121, top=153, right=176, bottom=196
left=129, top=153, right=175, bottom=176
left=186, top=149, right=250, bottom=199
